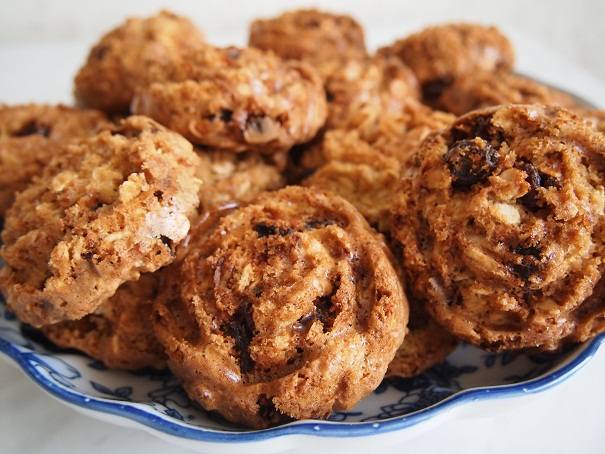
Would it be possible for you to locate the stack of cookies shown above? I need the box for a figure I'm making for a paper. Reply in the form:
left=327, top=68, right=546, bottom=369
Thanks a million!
left=1, top=9, right=604, bottom=428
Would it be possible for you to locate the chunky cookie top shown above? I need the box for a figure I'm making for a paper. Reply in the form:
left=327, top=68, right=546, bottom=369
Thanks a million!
left=132, top=46, right=327, bottom=153
left=392, top=105, right=605, bottom=350
left=153, top=186, right=408, bottom=428
left=0, top=116, right=200, bottom=326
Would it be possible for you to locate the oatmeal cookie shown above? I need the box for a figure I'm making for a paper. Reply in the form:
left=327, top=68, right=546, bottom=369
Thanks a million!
left=74, top=10, right=205, bottom=113
left=153, top=186, right=408, bottom=428
left=248, top=9, right=367, bottom=80
left=439, top=71, right=579, bottom=115
left=195, top=150, right=285, bottom=213
left=303, top=130, right=401, bottom=229
left=392, top=105, right=605, bottom=351
left=0, top=104, right=108, bottom=215
left=379, top=23, right=514, bottom=104
left=325, top=55, right=420, bottom=135
left=42, top=273, right=166, bottom=370
left=0, top=116, right=201, bottom=327
left=132, top=46, right=327, bottom=153
left=302, top=106, right=454, bottom=229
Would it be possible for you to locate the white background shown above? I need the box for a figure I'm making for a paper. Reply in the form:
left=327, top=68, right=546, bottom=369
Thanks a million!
left=1, top=1, right=605, bottom=453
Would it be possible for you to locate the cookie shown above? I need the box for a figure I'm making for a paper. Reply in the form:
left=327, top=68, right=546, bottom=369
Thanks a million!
left=195, top=150, right=285, bottom=213
left=42, top=273, right=166, bottom=370
left=132, top=46, right=327, bottom=154
left=248, top=9, right=367, bottom=80
left=303, top=129, right=401, bottom=230
left=0, top=116, right=201, bottom=327
left=325, top=55, right=420, bottom=136
left=302, top=105, right=454, bottom=230
left=74, top=10, right=205, bottom=113
left=153, top=186, right=408, bottom=428
left=379, top=23, right=514, bottom=104
left=583, top=110, right=605, bottom=134
left=0, top=104, right=108, bottom=215
left=438, top=71, right=579, bottom=115
left=391, top=105, right=605, bottom=351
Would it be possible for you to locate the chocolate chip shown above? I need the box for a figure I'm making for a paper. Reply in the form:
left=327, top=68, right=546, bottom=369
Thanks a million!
left=222, top=302, right=256, bottom=374
left=153, top=190, right=163, bottom=201
left=509, top=262, right=538, bottom=281
left=159, top=235, right=173, bottom=248
left=444, top=139, right=499, bottom=188
left=219, top=109, right=233, bottom=122
left=14, top=120, right=51, bottom=137
left=421, top=77, right=453, bottom=103
left=253, top=222, right=292, bottom=237
left=513, top=245, right=542, bottom=257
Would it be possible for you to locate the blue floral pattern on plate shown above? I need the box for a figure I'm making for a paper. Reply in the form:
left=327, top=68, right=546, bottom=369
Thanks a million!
left=0, top=302, right=603, bottom=442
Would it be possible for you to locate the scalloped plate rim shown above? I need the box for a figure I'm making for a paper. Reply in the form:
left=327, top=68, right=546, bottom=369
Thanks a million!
left=0, top=333, right=603, bottom=443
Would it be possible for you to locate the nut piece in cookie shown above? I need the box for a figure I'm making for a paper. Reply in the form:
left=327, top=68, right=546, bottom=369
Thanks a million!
left=153, top=186, right=408, bottom=428
left=392, top=105, right=605, bottom=351
left=379, top=23, right=514, bottom=104
left=325, top=56, right=420, bottom=136
left=74, top=10, right=206, bottom=113
left=438, top=71, right=579, bottom=115
left=0, top=104, right=109, bottom=215
left=249, top=9, right=367, bottom=80
left=0, top=116, right=201, bottom=327
left=132, top=46, right=327, bottom=154
left=42, top=273, right=165, bottom=370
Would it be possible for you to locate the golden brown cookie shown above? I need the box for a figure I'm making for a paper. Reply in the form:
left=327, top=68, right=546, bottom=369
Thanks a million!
left=74, top=10, right=206, bottom=113
left=392, top=105, right=605, bottom=351
left=248, top=9, right=367, bottom=80
left=42, top=273, right=165, bottom=370
left=132, top=46, right=327, bottom=154
left=325, top=55, right=420, bottom=136
left=153, top=186, right=408, bottom=428
left=438, top=71, right=579, bottom=115
left=379, top=23, right=514, bottom=104
left=0, top=116, right=201, bottom=327
left=0, top=104, right=109, bottom=215
left=195, top=149, right=285, bottom=213
left=303, top=129, right=401, bottom=230
left=302, top=104, right=454, bottom=230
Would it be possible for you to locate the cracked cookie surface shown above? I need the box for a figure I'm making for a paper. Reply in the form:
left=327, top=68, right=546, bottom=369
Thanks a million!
left=0, top=116, right=200, bottom=327
left=392, top=105, right=605, bottom=351
left=132, top=46, right=327, bottom=154
left=153, top=186, right=408, bottom=428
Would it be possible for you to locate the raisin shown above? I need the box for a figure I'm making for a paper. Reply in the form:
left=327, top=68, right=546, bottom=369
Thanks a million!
left=253, top=222, right=292, bottom=237
left=313, top=276, right=340, bottom=332
left=509, top=262, right=538, bottom=280
left=153, top=190, right=163, bottom=201
left=513, top=245, right=541, bottom=257
left=421, top=77, right=452, bottom=103
left=451, top=114, right=503, bottom=143
left=518, top=162, right=559, bottom=211
left=305, top=218, right=335, bottom=230
left=14, top=120, right=51, bottom=137
left=444, top=139, right=499, bottom=188
left=226, top=47, right=241, bottom=60
left=222, top=302, right=256, bottom=373
left=292, top=311, right=315, bottom=332
left=219, top=109, right=233, bottom=122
